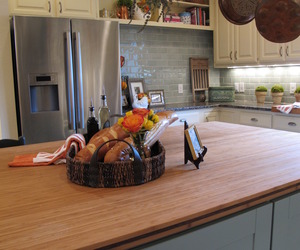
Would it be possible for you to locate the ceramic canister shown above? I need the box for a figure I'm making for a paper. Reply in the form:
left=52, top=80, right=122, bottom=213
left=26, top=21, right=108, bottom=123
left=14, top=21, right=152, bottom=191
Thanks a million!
left=179, top=12, right=191, bottom=24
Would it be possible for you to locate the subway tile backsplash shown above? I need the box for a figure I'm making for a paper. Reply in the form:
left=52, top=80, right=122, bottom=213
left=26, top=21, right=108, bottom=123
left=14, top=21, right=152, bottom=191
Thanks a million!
left=120, top=25, right=220, bottom=104
left=120, top=25, right=300, bottom=104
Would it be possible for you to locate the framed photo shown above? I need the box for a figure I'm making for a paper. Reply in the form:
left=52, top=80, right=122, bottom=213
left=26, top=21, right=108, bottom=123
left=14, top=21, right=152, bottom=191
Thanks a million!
left=148, top=90, right=165, bottom=107
left=184, top=125, right=204, bottom=160
left=128, top=78, right=145, bottom=105
left=122, top=95, right=128, bottom=107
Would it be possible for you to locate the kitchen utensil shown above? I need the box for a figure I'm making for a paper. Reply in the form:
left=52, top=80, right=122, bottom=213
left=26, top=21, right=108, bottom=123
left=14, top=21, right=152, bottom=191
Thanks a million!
left=218, top=0, right=259, bottom=25
left=255, top=0, right=300, bottom=43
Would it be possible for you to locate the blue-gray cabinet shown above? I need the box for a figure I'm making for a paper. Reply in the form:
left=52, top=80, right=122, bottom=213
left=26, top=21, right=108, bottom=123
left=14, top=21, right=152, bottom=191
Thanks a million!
left=135, top=203, right=273, bottom=250
left=272, top=191, right=300, bottom=250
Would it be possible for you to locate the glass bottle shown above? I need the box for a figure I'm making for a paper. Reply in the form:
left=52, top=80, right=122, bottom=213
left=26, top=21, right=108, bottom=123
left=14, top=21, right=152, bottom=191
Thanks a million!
left=98, top=94, right=110, bottom=129
left=87, top=99, right=99, bottom=142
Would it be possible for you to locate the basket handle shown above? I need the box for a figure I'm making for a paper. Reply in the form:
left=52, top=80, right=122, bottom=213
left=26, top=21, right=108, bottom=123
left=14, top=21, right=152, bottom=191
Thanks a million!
left=89, top=139, right=144, bottom=187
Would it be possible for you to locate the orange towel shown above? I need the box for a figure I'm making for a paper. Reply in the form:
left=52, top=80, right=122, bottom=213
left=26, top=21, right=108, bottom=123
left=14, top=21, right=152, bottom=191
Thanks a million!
left=8, top=134, right=86, bottom=167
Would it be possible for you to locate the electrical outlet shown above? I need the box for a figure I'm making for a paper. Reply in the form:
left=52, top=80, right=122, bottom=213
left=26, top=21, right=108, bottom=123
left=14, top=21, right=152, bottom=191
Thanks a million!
left=290, top=82, right=296, bottom=94
left=239, top=82, right=245, bottom=92
left=178, top=84, right=183, bottom=94
left=234, top=83, right=239, bottom=92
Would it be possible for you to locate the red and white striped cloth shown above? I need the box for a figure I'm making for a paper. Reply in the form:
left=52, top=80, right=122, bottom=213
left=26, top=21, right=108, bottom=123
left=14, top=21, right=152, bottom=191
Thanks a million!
left=9, top=134, right=85, bottom=167
left=276, top=102, right=300, bottom=114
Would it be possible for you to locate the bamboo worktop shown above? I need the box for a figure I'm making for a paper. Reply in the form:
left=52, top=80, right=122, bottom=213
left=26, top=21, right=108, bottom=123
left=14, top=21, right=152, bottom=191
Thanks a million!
left=1, top=122, right=300, bottom=249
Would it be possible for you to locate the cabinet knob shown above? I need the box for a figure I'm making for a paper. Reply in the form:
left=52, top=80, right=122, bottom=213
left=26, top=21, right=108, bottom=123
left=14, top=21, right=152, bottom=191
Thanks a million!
left=48, top=1, right=51, bottom=13
left=279, top=46, right=283, bottom=57
left=288, top=122, right=296, bottom=126
left=251, top=118, right=258, bottom=122
left=59, top=1, right=62, bottom=13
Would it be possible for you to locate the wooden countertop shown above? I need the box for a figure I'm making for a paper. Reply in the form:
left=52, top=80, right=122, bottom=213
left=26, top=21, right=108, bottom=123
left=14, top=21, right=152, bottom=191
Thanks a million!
left=1, top=122, right=300, bottom=249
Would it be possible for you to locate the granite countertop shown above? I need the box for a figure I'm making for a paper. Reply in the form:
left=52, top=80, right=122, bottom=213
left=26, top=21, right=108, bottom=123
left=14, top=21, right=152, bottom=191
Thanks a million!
left=153, top=101, right=275, bottom=112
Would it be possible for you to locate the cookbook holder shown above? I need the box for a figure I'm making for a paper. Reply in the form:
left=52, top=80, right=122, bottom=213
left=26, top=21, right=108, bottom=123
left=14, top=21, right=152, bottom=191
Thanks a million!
left=66, top=139, right=165, bottom=188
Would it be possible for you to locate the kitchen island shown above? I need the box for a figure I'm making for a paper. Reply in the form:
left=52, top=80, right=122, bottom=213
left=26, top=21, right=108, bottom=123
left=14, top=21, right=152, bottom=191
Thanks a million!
left=1, top=122, right=300, bottom=249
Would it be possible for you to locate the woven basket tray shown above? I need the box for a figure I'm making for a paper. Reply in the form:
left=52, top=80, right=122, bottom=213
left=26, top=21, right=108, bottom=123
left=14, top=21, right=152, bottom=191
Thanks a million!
left=66, top=140, right=165, bottom=188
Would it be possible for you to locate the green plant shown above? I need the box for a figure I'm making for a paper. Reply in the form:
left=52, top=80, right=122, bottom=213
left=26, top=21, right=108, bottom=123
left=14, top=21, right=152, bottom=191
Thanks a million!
left=295, top=86, right=300, bottom=93
left=117, top=0, right=133, bottom=8
left=271, top=84, right=284, bottom=93
left=255, top=86, right=267, bottom=92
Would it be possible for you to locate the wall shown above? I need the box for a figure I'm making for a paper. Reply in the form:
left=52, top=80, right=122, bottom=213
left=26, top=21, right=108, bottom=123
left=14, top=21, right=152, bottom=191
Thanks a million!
left=0, top=0, right=17, bottom=139
left=220, top=66, right=300, bottom=104
left=120, top=25, right=221, bottom=104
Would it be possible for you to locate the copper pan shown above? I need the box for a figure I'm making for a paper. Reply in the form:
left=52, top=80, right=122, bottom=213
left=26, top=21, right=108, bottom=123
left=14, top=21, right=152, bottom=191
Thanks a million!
left=218, top=0, right=259, bottom=25
left=255, top=0, right=300, bottom=43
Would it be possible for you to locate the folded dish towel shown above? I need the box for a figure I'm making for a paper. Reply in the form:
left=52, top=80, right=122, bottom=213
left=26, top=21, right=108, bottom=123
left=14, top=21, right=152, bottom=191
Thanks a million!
left=8, top=134, right=85, bottom=167
left=276, top=102, right=300, bottom=114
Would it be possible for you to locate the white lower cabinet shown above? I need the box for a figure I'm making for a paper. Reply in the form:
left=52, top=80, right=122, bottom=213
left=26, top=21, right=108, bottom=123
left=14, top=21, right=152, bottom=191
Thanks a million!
left=240, top=111, right=272, bottom=128
left=170, top=108, right=218, bottom=127
left=272, top=114, right=300, bottom=133
left=135, top=203, right=273, bottom=250
left=272, top=191, right=300, bottom=250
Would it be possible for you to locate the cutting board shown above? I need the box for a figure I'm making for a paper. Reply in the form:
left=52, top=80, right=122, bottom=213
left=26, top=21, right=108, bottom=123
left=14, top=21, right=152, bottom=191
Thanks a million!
left=271, top=106, right=300, bottom=114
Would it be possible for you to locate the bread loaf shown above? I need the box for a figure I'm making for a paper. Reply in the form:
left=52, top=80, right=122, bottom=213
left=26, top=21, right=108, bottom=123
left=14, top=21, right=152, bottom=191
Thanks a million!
left=74, top=123, right=129, bottom=163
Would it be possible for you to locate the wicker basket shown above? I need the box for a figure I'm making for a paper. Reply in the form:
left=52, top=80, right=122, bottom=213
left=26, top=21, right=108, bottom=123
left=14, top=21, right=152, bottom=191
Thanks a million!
left=66, top=139, right=165, bottom=188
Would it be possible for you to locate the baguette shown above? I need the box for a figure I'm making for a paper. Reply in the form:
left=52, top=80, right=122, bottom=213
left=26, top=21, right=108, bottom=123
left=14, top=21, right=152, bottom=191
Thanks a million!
left=74, top=123, right=129, bottom=163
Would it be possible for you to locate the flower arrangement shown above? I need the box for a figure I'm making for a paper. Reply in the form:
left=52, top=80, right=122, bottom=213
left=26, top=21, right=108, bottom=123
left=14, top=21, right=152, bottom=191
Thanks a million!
left=118, top=108, right=159, bottom=158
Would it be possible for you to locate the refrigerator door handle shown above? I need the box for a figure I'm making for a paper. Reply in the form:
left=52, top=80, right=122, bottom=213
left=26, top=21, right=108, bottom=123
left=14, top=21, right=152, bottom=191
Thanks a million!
left=64, top=32, right=76, bottom=130
left=73, top=32, right=85, bottom=129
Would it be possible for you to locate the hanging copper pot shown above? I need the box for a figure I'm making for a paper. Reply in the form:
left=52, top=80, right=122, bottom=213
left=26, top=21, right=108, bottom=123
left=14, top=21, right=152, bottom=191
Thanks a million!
left=255, top=0, right=300, bottom=43
left=218, top=0, right=259, bottom=25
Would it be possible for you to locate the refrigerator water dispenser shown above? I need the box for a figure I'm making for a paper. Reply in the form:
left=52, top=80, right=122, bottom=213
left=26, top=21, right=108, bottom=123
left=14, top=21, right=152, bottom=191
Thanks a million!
left=29, top=73, right=59, bottom=112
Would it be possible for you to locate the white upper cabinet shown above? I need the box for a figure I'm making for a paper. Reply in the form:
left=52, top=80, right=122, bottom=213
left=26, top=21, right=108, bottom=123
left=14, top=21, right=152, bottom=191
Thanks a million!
left=214, top=6, right=257, bottom=67
left=258, top=33, right=300, bottom=65
left=56, top=0, right=98, bottom=18
left=9, top=0, right=98, bottom=18
left=9, top=0, right=55, bottom=16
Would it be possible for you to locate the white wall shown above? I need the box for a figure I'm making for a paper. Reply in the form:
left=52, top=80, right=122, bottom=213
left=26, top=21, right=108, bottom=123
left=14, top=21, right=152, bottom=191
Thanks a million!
left=0, top=0, right=18, bottom=139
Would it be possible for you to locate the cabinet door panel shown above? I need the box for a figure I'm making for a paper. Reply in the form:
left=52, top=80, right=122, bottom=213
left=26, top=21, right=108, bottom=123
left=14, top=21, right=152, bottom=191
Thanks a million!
left=135, top=204, right=272, bottom=250
left=272, top=115, right=300, bottom=132
left=214, top=7, right=234, bottom=66
left=235, top=21, right=257, bottom=64
left=272, top=192, right=300, bottom=250
left=286, top=36, right=300, bottom=63
left=9, top=0, right=54, bottom=16
left=56, top=0, right=97, bottom=18
left=258, top=33, right=284, bottom=64
left=240, top=112, right=272, bottom=128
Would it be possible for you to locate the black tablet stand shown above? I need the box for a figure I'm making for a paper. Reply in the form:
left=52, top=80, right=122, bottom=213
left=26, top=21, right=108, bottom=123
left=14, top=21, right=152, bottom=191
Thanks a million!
left=181, top=119, right=207, bottom=169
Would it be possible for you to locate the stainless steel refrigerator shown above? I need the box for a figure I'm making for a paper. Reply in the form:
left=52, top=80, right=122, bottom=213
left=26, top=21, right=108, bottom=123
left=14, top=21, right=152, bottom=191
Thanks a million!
left=10, top=16, right=121, bottom=144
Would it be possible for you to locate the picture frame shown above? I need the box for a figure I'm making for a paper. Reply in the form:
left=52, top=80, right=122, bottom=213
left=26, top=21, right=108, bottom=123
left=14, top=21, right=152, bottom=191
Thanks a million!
left=128, top=78, right=145, bottom=105
left=122, top=95, right=128, bottom=107
left=184, top=125, right=204, bottom=160
left=148, top=90, right=165, bottom=107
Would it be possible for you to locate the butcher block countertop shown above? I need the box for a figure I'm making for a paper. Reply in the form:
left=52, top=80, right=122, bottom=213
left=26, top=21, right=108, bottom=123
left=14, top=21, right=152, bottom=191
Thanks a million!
left=1, top=122, right=300, bottom=249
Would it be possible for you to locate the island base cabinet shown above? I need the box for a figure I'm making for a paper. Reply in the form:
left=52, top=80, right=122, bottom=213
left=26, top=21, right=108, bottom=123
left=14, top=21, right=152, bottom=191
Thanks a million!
left=272, top=191, right=300, bottom=250
left=135, top=204, right=272, bottom=250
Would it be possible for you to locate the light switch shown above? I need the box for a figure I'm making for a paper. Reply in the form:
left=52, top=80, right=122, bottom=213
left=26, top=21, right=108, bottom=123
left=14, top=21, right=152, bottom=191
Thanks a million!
left=178, top=84, right=183, bottom=94
left=234, top=82, right=239, bottom=92
left=239, top=82, right=245, bottom=92
left=290, top=82, right=296, bottom=94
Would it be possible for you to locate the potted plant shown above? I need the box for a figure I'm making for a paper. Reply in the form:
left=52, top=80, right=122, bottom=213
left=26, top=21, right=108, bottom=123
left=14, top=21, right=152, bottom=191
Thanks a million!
left=295, top=86, right=300, bottom=102
left=271, top=84, right=284, bottom=105
left=255, top=85, right=267, bottom=104
left=117, top=0, right=133, bottom=19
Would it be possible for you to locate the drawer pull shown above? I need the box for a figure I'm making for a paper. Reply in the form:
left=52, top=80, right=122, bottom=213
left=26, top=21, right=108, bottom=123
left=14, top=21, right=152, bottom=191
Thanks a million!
left=251, top=118, right=258, bottom=122
left=288, top=122, right=297, bottom=126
